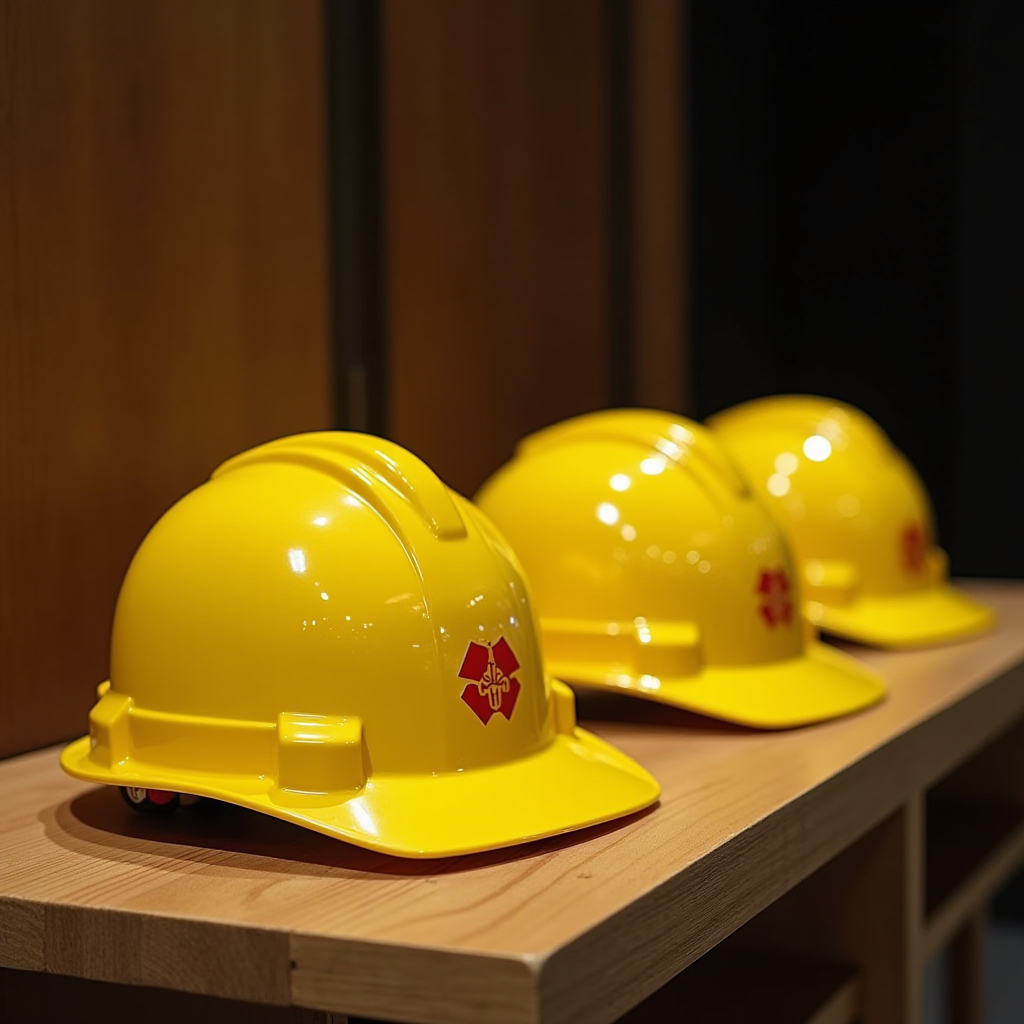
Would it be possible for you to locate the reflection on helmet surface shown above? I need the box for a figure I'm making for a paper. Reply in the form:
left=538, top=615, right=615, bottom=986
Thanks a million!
left=475, top=408, right=887, bottom=728
left=61, top=431, right=662, bottom=857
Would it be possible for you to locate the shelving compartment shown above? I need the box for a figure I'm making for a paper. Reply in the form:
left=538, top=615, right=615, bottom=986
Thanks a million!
left=617, top=805, right=931, bottom=1024
left=617, top=948, right=859, bottom=1024
left=924, top=713, right=1024, bottom=957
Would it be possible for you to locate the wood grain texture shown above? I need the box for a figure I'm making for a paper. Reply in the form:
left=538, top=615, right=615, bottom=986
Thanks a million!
left=382, top=0, right=610, bottom=498
left=0, top=0, right=330, bottom=758
left=0, top=898, right=43, bottom=971
left=44, top=905, right=291, bottom=1004
left=0, top=582, right=1020, bottom=1023
left=631, top=0, right=688, bottom=414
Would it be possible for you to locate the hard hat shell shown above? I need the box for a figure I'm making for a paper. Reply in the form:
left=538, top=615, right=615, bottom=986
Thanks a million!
left=708, top=396, right=994, bottom=648
left=61, top=433, right=659, bottom=858
left=475, top=410, right=885, bottom=728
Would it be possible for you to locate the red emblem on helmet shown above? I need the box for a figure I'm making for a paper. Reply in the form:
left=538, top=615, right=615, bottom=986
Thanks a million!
left=459, top=637, right=521, bottom=724
left=756, top=569, right=793, bottom=628
left=901, top=524, right=928, bottom=574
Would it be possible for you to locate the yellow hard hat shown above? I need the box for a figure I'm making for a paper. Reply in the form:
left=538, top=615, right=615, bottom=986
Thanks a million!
left=708, top=396, right=995, bottom=648
left=475, top=410, right=885, bottom=728
left=61, top=433, right=659, bottom=858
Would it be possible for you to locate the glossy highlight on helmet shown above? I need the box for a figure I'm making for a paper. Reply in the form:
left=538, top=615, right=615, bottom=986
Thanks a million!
left=61, top=432, right=659, bottom=857
left=476, top=410, right=886, bottom=728
left=708, top=395, right=995, bottom=648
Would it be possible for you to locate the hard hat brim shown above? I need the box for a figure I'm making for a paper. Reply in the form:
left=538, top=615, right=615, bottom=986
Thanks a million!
left=808, top=582, right=995, bottom=649
left=60, top=725, right=660, bottom=859
left=552, top=642, right=886, bottom=729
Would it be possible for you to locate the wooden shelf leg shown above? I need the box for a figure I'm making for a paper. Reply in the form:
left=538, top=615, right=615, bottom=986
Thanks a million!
left=946, top=910, right=986, bottom=1024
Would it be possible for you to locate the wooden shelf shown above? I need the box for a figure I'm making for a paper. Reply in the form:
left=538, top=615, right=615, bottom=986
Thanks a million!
left=618, top=950, right=860, bottom=1024
left=0, top=582, right=1022, bottom=1024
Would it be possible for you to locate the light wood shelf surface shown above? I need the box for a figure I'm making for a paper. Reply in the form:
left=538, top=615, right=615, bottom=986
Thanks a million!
left=1, top=582, right=1022, bottom=1024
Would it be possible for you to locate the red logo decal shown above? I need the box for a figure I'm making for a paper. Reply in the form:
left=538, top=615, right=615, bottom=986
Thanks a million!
left=459, top=637, right=521, bottom=724
left=901, top=524, right=928, bottom=574
left=756, top=569, right=793, bottom=628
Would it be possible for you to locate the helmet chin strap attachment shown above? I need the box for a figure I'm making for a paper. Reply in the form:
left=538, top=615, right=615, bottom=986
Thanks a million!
left=541, top=617, right=703, bottom=684
left=275, top=712, right=366, bottom=798
left=87, top=693, right=371, bottom=802
left=803, top=560, right=861, bottom=608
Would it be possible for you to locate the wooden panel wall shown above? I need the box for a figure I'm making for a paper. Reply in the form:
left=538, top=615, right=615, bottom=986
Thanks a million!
left=382, top=0, right=611, bottom=498
left=0, top=0, right=330, bottom=758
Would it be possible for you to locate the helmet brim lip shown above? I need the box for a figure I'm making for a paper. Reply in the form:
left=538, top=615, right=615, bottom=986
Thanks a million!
left=810, top=582, right=996, bottom=649
left=60, top=727, right=660, bottom=859
left=554, top=642, right=886, bottom=729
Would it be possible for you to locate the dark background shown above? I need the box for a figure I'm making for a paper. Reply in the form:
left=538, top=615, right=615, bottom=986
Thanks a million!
left=4, top=0, right=1021, bottom=762
left=689, top=0, right=1024, bottom=579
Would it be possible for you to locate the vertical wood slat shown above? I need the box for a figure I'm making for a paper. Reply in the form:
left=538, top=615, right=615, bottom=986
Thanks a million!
left=946, top=911, right=987, bottom=1024
left=382, top=0, right=610, bottom=498
left=630, top=0, right=688, bottom=414
left=0, top=0, right=330, bottom=758
left=326, top=0, right=386, bottom=435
